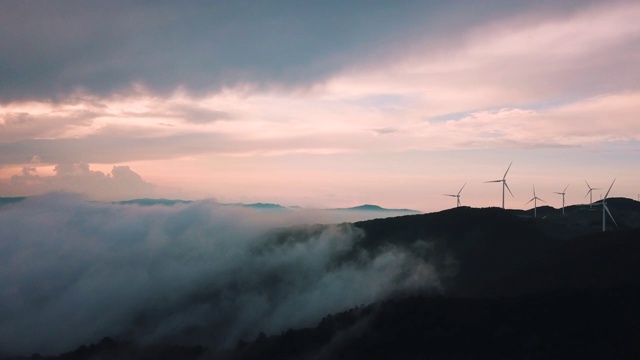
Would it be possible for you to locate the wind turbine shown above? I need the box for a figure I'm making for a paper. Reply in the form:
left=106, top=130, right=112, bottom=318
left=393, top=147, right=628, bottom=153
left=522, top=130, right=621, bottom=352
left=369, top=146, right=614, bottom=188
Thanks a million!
left=484, top=162, right=513, bottom=209
left=444, top=183, right=466, bottom=208
left=600, top=179, right=618, bottom=232
left=525, top=185, right=545, bottom=218
left=554, top=184, right=569, bottom=215
left=584, top=180, right=600, bottom=209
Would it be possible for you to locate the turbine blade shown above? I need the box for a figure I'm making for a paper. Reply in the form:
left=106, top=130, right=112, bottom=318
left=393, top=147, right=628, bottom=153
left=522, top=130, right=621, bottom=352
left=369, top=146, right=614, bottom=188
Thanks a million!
left=503, top=162, right=513, bottom=179
left=538, top=197, right=546, bottom=203
left=584, top=189, right=591, bottom=199
left=484, top=180, right=503, bottom=183
left=604, top=205, right=618, bottom=227
left=533, top=184, right=536, bottom=197
left=444, top=194, right=457, bottom=197
left=604, top=179, right=616, bottom=199
left=563, top=184, right=569, bottom=193
left=585, top=179, right=591, bottom=189
left=458, top=182, right=467, bottom=195
left=525, top=198, right=534, bottom=205
left=553, top=192, right=563, bottom=195
left=504, top=181, right=514, bottom=197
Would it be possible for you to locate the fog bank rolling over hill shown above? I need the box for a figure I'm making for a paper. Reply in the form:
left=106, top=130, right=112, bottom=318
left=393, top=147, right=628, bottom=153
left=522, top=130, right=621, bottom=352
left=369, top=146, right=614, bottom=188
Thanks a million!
left=0, top=194, right=437, bottom=356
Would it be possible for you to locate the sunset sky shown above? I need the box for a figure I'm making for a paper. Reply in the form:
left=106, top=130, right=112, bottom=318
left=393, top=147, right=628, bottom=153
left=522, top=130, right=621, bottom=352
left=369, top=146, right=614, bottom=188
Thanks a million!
left=1, top=0, right=639, bottom=212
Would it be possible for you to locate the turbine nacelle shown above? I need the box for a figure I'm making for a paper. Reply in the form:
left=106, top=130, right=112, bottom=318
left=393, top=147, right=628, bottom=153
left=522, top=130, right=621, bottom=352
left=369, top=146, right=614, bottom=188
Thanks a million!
left=600, top=179, right=617, bottom=232
left=554, top=184, right=569, bottom=215
left=584, top=180, right=601, bottom=208
left=484, top=162, right=513, bottom=209
left=444, top=182, right=466, bottom=208
left=525, top=185, right=545, bottom=218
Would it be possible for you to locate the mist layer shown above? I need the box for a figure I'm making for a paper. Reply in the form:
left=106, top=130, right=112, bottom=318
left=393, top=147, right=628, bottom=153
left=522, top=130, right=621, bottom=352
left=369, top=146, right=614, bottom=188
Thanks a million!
left=0, top=193, right=437, bottom=355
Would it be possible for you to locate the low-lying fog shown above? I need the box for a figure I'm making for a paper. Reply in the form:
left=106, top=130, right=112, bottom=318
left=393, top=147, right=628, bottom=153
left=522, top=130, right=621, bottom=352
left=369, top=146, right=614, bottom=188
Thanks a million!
left=0, top=193, right=438, bottom=356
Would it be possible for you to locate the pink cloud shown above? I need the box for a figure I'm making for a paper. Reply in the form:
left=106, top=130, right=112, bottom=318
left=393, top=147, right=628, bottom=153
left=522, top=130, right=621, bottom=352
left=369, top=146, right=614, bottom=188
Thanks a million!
left=4, top=163, right=154, bottom=201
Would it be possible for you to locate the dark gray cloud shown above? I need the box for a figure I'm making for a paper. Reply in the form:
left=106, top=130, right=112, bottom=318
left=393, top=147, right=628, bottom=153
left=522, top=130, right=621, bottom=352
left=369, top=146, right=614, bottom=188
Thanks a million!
left=0, top=194, right=438, bottom=355
left=0, top=0, right=421, bottom=101
left=0, top=0, right=602, bottom=102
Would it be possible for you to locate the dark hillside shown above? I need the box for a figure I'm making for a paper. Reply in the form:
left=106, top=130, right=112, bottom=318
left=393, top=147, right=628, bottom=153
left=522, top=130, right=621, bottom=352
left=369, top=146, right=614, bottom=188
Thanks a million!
left=351, top=203, right=640, bottom=296
left=354, top=207, right=557, bottom=295
left=233, top=286, right=640, bottom=360
left=486, top=228, right=640, bottom=296
left=227, top=210, right=640, bottom=359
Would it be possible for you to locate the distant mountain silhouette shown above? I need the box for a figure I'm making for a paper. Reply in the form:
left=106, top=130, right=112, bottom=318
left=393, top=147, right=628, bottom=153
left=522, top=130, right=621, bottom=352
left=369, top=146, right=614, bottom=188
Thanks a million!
left=112, top=198, right=420, bottom=213
left=114, top=199, right=287, bottom=209
left=0, top=197, right=26, bottom=206
left=331, top=204, right=420, bottom=213
left=116, top=198, right=193, bottom=206
left=237, top=202, right=288, bottom=210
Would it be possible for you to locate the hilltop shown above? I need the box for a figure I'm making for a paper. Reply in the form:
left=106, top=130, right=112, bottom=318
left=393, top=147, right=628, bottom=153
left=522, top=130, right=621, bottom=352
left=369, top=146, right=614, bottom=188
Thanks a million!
left=230, top=205, right=640, bottom=359
left=514, top=197, right=640, bottom=238
left=351, top=200, right=640, bottom=296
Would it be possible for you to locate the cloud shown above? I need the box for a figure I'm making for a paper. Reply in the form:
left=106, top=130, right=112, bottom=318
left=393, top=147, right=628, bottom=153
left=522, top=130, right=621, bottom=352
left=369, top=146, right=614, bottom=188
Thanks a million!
left=437, top=92, right=640, bottom=149
left=0, top=108, right=99, bottom=143
left=169, top=104, right=232, bottom=124
left=5, top=163, right=155, bottom=200
left=1, top=1, right=637, bottom=160
left=1, top=90, right=638, bottom=168
left=0, top=1, right=435, bottom=102
left=0, top=1, right=608, bottom=103
left=0, top=194, right=439, bottom=356
left=372, top=127, right=399, bottom=135
left=328, top=1, right=640, bottom=117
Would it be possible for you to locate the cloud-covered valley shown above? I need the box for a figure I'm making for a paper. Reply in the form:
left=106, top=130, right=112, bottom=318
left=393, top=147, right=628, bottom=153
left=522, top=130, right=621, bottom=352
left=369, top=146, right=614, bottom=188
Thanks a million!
left=0, top=194, right=437, bottom=356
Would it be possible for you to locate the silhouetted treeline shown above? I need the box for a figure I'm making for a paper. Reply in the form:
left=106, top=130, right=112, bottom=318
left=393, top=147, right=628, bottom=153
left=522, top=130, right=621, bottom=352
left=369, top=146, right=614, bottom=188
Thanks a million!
left=233, top=286, right=640, bottom=359
left=0, top=337, right=206, bottom=360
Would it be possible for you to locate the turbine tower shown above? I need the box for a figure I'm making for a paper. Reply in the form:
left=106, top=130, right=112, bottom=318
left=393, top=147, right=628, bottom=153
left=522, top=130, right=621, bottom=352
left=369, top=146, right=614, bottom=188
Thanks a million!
left=444, top=183, right=466, bottom=208
left=601, top=179, right=618, bottom=232
left=554, top=184, right=569, bottom=215
left=584, top=180, right=600, bottom=209
left=525, top=185, right=545, bottom=218
left=484, top=162, right=513, bottom=209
